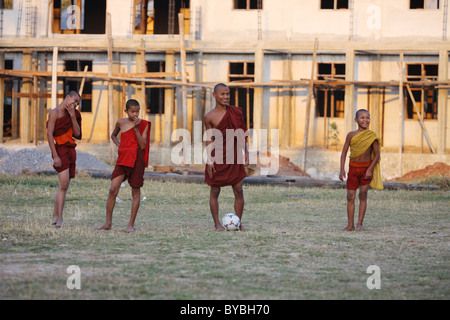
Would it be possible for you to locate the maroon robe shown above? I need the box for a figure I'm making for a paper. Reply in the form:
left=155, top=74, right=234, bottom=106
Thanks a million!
left=205, top=106, right=248, bottom=187
left=46, top=109, right=82, bottom=178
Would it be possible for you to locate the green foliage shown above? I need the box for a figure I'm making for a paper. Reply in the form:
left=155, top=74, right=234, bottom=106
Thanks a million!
left=327, top=122, right=340, bottom=149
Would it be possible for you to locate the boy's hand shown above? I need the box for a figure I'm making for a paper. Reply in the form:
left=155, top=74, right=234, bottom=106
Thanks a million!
left=339, top=170, right=346, bottom=181
left=244, top=152, right=249, bottom=167
left=207, top=163, right=216, bottom=179
left=365, top=169, right=373, bottom=180
left=53, top=156, right=62, bottom=168
left=65, top=103, right=76, bottom=117
left=133, top=117, right=141, bottom=128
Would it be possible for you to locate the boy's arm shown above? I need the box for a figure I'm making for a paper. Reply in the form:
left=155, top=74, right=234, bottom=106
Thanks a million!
left=244, top=139, right=249, bottom=167
left=339, top=133, right=351, bottom=181
left=204, top=114, right=216, bottom=178
left=46, top=110, right=61, bottom=167
left=111, top=120, right=121, bottom=147
left=134, top=120, right=148, bottom=150
left=242, top=113, right=249, bottom=167
left=365, top=140, right=380, bottom=179
left=66, top=105, right=81, bottom=139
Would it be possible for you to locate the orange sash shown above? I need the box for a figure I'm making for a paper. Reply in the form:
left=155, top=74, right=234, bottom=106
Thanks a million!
left=349, top=161, right=372, bottom=168
left=54, top=127, right=75, bottom=145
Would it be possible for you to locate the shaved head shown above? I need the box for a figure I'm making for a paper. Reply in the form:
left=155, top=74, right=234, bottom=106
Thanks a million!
left=214, top=83, right=228, bottom=93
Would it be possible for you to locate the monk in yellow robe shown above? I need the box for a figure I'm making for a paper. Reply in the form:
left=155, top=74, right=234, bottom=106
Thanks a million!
left=339, top=109, right=383, bottom=231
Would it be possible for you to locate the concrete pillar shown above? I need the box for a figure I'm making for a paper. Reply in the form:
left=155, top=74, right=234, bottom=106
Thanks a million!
left=344, top=49, right=355, bottom=133
left=253, top=48, right=264, bottom=132
left=280, top=53, right=292, bottom=148
left=21, top=50, right=33, bottom=143
left=193, top=52, right=203, bottom=124
left=438, top=49, right=448, bottom=155
left=370, top=54, right=383, bottom=138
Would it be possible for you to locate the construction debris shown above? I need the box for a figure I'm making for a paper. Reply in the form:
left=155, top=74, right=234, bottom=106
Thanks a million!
left=391, top=162, right=450, bottom=183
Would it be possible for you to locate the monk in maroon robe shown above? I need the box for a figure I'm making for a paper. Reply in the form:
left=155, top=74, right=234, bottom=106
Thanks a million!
left=204, top=83, right=249, bottom=231
left=47, top=91, right=82, bottom=228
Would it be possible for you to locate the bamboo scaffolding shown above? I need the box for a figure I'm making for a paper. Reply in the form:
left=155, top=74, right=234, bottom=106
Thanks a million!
left=0, top=69, right=448, bottom=89
left=1, top=42, right=447, bottom=150
left=0, top=69, right=185, bottom=79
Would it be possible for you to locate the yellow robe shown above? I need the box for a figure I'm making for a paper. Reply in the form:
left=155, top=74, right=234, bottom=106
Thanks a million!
left=349, top=130, right=384, bottom=190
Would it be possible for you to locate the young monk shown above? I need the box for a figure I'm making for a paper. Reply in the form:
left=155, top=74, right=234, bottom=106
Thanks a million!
left=47, top=91, right=82, bottom=228
left=339, top=109, right=383, bottom=231
left=96, top=99, right=151, bottom=233
left=204, top=83, right=249, bottom=231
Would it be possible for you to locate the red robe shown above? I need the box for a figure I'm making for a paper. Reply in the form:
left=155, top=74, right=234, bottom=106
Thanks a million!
left=205, top=106, right=247, bottom=187
left=116, top=120, right=151, bottom=168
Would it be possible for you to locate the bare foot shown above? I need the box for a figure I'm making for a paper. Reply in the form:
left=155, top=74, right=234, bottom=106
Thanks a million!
left=126, top=225, right=135, bottom=233
left=356, top=224, right=365, bottom=231
left=239, top=224, right=247, bottom=231
left=215, top=224, right=225, bottom=232
left=55, top=218, right=63, bottom=228
left=96, top=223, right=112, bottom=231
left=343, top=225, right=355, bottom=231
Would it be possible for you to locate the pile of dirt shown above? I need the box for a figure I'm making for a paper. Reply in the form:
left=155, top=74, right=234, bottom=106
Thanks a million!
left=393, top=162, right=450, bottom=183
left=0, top=146, right=112, bottom=175
left=152, top=152, right=310, bottom=177
left=247, top=151, right=310, bottom=177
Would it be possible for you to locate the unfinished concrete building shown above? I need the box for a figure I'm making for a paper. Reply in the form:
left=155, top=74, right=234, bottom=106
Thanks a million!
left=0, top=0, right=449, bottom=177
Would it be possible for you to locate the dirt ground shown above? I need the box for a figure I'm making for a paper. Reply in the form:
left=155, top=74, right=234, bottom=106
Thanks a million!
left=391, top=162, right=450, bottom=183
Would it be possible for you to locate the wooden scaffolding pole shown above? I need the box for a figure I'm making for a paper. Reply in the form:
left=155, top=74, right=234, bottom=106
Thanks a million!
left=106, top=13, right=115, bottom=163
left=33, top=75, right=38, bottom=145
left=78, top=64, right=89, bottom=96
left=398, top=54, right=405, bottom=177
left=302, top=38, right=318, bottom=171
left=164, top=50, right=175, bottom=147
left=178, top=13, right=187, bottom=129
left=178, top=13, right=189, bottom=164
left=51, top=47, right=58, bottom=110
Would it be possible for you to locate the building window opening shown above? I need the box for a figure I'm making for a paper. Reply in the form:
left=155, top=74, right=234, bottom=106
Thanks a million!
left=315, top=62, right=346, bottom=118
left=145, top=61, right=165, bottom=114
left=234, top=0, right=263, bottom=10
left=53, top=0, right=106, bottom=34
left=64, top=60, right=93, bottom=112
left=134, top=0, right=190, bottom=35
left=229, top=61, right=254, bottom=129
left=410, top=0, right=440, bottom=9
left=2, top=59, right=14, bottom=137
left=405, top=63, right=438, bottom=120
left=321, top=0, right=349, bottom=9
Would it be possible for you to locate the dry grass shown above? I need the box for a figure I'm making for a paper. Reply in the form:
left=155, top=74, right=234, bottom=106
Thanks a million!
left=0, top=174, right=449, bottom=300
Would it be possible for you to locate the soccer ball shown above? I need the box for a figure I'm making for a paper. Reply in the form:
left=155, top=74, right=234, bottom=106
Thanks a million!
left=222, top=213, right=240, bottom=231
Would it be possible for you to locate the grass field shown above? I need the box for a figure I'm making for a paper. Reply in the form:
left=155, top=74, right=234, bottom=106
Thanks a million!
left=0, top=174, right=448, bottom=300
